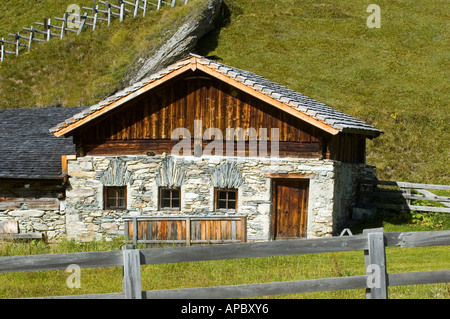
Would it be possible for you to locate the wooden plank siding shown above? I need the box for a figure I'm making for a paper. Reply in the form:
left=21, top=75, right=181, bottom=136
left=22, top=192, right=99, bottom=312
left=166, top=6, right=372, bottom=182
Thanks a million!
left=0, top=179, right=63, bottom=211
left=72, top=71, right=365, bottom=162
left=80, top=139, right=322, bottom=158
left=326, top=133, right=366, bottom=164
left=124, top=216, right=247, bottom=246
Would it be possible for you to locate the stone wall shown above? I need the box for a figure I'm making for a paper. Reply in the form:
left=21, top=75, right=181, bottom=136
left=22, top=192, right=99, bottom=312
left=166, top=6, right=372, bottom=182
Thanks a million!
left=0, top=207, right=65, bottom=241
left=62, top=154, right=376, bottom=242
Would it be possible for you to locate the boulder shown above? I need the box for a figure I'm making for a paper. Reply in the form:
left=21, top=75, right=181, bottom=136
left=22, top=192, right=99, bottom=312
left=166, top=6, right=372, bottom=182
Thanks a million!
left=127, top=0, right=223, bottom=84
left=0, top=219, right=19, bottom=234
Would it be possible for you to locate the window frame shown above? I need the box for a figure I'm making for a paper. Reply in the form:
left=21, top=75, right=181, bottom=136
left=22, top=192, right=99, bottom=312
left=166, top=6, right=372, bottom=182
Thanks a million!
left=159, top=187, right=181, bottom=211
left=215, top=188, right=238, bottom=211
left=104, top=186, right=127, bottom=210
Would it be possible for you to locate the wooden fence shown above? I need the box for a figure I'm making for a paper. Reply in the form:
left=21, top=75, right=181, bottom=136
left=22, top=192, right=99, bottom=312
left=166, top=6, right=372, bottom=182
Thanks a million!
left=360, top=180, right=450, bottom=214
left=0, top=0, right=190, bottom=63
left=123, top=215, right=247, bottom=246
left=0, top=228, right=449, bottom=299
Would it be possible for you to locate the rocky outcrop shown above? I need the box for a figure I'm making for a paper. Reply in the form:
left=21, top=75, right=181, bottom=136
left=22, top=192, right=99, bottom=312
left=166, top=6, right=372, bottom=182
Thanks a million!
left=127, top=0, right=223, bottom=84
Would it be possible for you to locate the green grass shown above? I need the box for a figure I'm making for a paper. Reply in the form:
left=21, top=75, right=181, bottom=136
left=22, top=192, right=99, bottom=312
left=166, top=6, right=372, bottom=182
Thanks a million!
left=0, top=0, right=209, bottom=108
left=0, top=229, right=449, bottom=299
left=0, top=1, right=95, bottom=36
left=0, top=0, right=448, bottom=184
left=202, top=0, right=449, bottom=184
left=351, top=189, right=450, bottom=232
left=0, top=0, right=448, bottom=299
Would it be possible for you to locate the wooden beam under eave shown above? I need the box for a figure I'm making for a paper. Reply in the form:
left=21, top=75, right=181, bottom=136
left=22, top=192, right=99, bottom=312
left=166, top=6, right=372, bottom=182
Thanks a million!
left=195, top=63, right=341, bottom=136
left=53, top=63, right=195, bottom=137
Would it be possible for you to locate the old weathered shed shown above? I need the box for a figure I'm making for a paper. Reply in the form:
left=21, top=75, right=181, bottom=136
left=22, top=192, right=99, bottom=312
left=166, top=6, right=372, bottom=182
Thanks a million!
left=48, top=55, right=381, bottom=242
left=2, top=55, right=381, bottom=242
left=0, top=107, right=84, bottom=238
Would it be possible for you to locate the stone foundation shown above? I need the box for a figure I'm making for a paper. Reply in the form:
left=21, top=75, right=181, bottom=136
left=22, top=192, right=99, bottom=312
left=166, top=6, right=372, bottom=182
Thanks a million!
left=1, top=207, right=65, bottom=241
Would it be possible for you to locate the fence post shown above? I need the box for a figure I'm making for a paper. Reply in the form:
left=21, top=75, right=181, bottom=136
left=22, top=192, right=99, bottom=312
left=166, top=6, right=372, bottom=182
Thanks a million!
left=45, top=19, right=52, bottom=41
left=119, top=0, right=125, bottom=22
left=363, top=228, right=388, bottom=299
left=133, top=0, right=140, bottom=17
left=186, top=217, right=191, bottom=246
left=122, top=246, right=142, bottom=299
left=241, top=216, right=247, bottom=242
left=105, top=2, right=112, bottom=26
left=401, top=186, right=411, bottom=213
left=77, top=13, right=87, bottom=35
left=142, top=0, right=148, bottom=17
left=14, top=33, right=20, bottom=56
left=1, top=38, right=4, bottom=62
left=132, top=216, right=138, bottom=247
left=60, top=13, right=67, bottom=39
left=93, top=5, right=99, bottom=30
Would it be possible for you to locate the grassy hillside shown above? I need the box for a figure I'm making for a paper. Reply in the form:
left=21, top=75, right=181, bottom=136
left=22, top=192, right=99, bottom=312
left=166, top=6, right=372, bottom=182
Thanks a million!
left=202, top=0, right=449, bottom=184
left=0, top=0, right=209, bottom=108
left=0, top=0, right=448, bottom=184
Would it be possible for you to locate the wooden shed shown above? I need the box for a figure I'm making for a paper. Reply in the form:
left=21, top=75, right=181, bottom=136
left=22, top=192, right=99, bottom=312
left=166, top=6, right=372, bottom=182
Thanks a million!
left=47, top=55, right=382, bottom=242
left=0, top=107, right=84, bottom=240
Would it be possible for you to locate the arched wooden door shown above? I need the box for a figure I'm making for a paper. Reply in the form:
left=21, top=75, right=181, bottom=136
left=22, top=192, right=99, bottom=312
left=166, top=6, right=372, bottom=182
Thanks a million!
left=272, top=179, right=309, bottom=240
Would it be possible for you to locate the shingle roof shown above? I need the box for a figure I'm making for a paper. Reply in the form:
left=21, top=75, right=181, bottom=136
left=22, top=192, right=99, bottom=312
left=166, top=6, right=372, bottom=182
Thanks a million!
left=196, top=57, right=381, bottom=136
left=50, top=55, right=382, bottom=137
left=0, top=107, right=85, bottom=179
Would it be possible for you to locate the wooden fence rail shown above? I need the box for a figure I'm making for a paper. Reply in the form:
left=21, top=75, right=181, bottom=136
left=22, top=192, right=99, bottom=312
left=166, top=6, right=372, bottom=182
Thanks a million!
left=0, top=0, right=190, bottom=63
left=360, top=180, right=450, bottom=214
left=0, top=228, right=449, bottom=299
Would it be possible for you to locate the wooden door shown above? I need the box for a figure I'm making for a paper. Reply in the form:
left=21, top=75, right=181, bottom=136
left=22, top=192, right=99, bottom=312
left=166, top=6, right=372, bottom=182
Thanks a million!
left=272, top=179, right=309, bottom=240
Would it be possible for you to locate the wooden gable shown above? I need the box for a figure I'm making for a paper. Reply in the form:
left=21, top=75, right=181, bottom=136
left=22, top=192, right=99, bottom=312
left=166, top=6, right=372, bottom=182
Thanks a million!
left=53, top=56, right=377, bottom=163
left=73, top=70, right=329, bottom=159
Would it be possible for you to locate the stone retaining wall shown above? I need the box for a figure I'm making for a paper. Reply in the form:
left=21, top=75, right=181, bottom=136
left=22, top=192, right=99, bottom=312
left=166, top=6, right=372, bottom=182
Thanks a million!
left=0, top=207, right=65, bottom=241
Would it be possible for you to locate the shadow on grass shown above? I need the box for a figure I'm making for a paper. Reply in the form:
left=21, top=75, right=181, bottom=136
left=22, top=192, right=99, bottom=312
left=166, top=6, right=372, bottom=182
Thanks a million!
left=347, top=209, right=450, bottom=235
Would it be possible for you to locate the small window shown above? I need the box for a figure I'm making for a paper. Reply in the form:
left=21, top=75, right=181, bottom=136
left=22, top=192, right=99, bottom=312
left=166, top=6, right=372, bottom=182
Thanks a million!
left=104, top=186, right=127, bottom=210
left=215, top=189, right=238, bottom=210
left=159, top=188, right=181, bottom=210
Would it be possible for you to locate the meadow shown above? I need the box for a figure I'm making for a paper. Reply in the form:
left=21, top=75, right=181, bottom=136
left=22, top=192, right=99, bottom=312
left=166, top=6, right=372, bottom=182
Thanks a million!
left=0, top=215, right=448, bottom=299
left=0, top=0, right=448, bottom=183
left=0, top=0, right=448, bottom=299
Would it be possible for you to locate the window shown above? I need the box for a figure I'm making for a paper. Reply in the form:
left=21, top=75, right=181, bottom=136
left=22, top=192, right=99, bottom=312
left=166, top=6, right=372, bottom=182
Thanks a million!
left=215, top=189, right=238, bottom=210
left=104, top=186, right=127, bottom=210
left=159, top=188, right=181, bottom=210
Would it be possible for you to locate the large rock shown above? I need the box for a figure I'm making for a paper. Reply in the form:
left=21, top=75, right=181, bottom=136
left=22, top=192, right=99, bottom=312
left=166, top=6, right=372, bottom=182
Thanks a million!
left=128, top=0, right=223, bottom=84
left=33, top=223, right=49, bottom=231
left=0, top=219, right=19, bottom=234
left=9, top=210, right=45, bottom=218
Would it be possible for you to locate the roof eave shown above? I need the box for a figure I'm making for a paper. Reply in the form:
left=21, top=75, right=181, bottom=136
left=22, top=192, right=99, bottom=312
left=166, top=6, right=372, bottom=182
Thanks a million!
left=340, top=127, right=383, bottom=138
